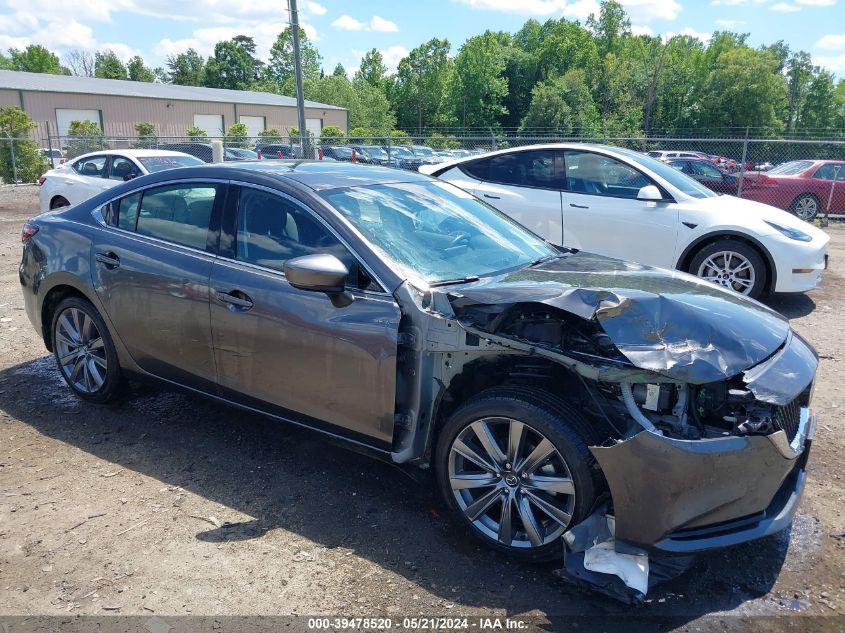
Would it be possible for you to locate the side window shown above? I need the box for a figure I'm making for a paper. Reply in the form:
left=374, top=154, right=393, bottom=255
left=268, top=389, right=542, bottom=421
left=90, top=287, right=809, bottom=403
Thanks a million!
left=565, top=151, right=651, bottom=198
left=72, top=155, right=107, bottom=178
left=108, top=156, right=138, bottom=181
left=460, top=157, right=491, bottom=181
left=482, top=151, right=566, bottom=189
left=235, top=188, right=369, bottom=288
left=813, top=164, right=845, bottom=181
left=135, top=184, right=218, bottom=250
left=691, top=161, right=722, bottom=178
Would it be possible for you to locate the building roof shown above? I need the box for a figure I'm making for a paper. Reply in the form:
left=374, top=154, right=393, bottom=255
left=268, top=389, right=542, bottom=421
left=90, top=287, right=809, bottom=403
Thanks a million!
left=0, top=70, right=346, bottom=111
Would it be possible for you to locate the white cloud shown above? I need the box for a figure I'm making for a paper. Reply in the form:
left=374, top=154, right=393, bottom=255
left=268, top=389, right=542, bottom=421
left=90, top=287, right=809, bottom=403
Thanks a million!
left=451, top=0, right=568, bottom=15
left=154, top=20, right=296, bottom=59
left=562, top=0, right=600, bottom=19
left=99, top=42, right=143, bottom=61
left=817, top=33, right=845, bottom=50
left=0, top=18, right=100, bottom=52
left=664, top=27, right=712, bottom=42
left=620, top=0, right=682, bottom=21
left=331, top=14, right=399, bottom=32
left=815, top=53, right=845, bottom=73
left=453, top=0, right=681, bottom=20
left=715, top=18, right=744, bottom=26
left=770, top=2, right=801, bottom=9
left=303, top=1, right=327, bottom=15
left=631, top=24, right=655, bottom=35
left=381, top=45, right=410, bottom=71
left=796, top=0, right=836, bottom=5
left=711, top=0, right=746, bottom=5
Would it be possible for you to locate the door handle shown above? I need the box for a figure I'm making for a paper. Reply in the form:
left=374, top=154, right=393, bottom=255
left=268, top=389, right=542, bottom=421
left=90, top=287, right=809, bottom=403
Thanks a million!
left=95, top=251, right=120, bottom=268
left=216, top=290, right=254, bottom=310
left=569, top=203, right=590, bottom=209
left=483, top=193, right=501, bottom=200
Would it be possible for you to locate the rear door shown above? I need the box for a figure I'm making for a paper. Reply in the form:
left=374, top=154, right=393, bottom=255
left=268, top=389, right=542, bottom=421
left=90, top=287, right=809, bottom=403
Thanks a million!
left=560, top=149, right=679, bottom=268
left=91, top=180, right=225, bottom=390
left=467, top=150, right=565, bottom=245
left=208, top=184, right=401, bottom=446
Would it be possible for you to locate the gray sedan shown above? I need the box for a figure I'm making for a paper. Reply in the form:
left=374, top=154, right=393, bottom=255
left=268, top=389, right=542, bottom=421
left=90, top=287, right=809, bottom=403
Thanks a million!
left=19, top=162, right=817, bottom=597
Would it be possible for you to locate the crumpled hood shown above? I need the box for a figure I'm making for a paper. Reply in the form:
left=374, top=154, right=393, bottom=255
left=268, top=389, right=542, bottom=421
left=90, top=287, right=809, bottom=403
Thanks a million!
left=446, top=251, right=791, bottom=383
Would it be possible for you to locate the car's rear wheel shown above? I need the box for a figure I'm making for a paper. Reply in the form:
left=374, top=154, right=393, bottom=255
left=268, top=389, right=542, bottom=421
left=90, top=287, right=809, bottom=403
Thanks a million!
left=50, top=196, right=70, bottom=210
left=51, top=297, right=124, bottom=403
left=435, top=387, right=600, bottom=562
left=791, top=194, right=820, bottom=221
left=689, top=239, right=767, bottom=298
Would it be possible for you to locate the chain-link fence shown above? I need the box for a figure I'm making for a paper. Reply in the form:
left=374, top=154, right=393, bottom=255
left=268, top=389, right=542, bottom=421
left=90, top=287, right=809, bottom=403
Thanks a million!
left=3, top=131, right=844, bottom=217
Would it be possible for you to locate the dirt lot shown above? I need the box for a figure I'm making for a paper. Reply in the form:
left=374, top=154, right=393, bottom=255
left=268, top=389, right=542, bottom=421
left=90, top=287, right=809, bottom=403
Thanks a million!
left=0, top=184, right=843, bottom=631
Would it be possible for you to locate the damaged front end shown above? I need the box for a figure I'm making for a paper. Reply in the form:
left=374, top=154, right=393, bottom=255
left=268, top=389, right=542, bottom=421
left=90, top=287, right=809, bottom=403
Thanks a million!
left=391, top=252, right=818, bottom=602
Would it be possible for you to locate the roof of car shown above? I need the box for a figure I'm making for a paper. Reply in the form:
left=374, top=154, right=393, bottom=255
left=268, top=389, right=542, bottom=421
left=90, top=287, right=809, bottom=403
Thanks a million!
left=199, top=160, right=431, bottom=191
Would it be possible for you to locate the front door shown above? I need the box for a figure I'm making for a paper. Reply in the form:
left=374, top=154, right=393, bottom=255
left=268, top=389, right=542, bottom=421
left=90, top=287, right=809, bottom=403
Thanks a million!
left=209, top=185, right=401, bottom=446
left=560, top=149, right=679, bottom=269
left=91, top=181, right=223, bottom=390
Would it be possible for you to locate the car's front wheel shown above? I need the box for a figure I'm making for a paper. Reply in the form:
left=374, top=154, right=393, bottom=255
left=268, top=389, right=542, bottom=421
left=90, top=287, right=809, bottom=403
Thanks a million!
left=435, top=387, right=600, bottom=562
left=689, top=239, right=767, bottom=298
left=51, top=296, right=124, bottom=403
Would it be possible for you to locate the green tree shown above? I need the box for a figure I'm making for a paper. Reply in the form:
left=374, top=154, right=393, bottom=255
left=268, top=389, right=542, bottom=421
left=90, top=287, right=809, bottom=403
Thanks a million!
left=587, top=0, right=631, bottom=58
left=0, top=52, right=13, bottom=70
left=391, top=38, right=454, bottom=132
left=305, top=75, right=395, bottom=134
left=332, top=63, right=346, bottom=77
left=134, top=122, right=157, bottom=148
left=204, top=38, right=257, bottom=90
left=450, top=31, right=510, bottom=130
left=186, top=126, right=208, bottom=141
left=127, top=56, right=155, bottom=82
left=786, top=51, right=813, bottom=133
left=355, top=49, right=388, bottom=89
left=0, top=107, right=48, bottom=183
left=426, top=133, right=460, bottom=149
left=320, top=125, right=345, bottom=143
left=65, top=120, right=104, bottom=158
left=266, top=27, right=322, bottom=86
left=94, top=50, right=128, bottom=80
left=519, top=69, right=600, bottom=134
left=799, top=69, right=840, bottom=132
left=535, top=19, right=599, bottom=82
left=166, top=49, right=206, bottom=86
left=9, top=45, right=67, bottom=74
left=224, top=122, right=249, bottom=148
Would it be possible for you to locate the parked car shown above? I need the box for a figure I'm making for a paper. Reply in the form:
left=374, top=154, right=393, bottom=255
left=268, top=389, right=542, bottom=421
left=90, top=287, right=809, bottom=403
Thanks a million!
left=349, top=144, right=392, bottom=166
left=255, top=143, right=302, bottom=159
left=665, top=158, right=745, bottom=195
left=410, top=145, right=441, bottom=164
left=37, top=149, right=204, bottom=212
left=382, top=145, right=424, bottom=171
left=321, top=146, right=356, bottom=162
left=157, top=143, right=259, bottom=163
left=225, top=147, right=259, bottom=161
left=421, top=144, right=829, bottom=298
left=41, top=148, right=65, bottom=168
left=19, top=162, right=818, bottom=581
left=647, top=150, right=710, bottom=161
left=742, top=160, right=845, bottom=220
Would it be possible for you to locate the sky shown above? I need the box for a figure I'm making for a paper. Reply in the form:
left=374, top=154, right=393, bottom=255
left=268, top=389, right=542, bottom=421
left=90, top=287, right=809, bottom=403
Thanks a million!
left=0, top=0, right=844, bottom=78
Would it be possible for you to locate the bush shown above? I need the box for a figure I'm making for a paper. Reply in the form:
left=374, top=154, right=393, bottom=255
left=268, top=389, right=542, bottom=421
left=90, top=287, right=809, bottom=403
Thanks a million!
left=389, top=129, right=411, bottom=144
left=258, top=128, right=283, bottom=143
left=186, top=126, right=209, bottom=142
left=65, top=120, right=104, bottom=159
left=320, top=125, right=345, bottom=144
left=427, top=133, right=460, bottom=150
left=224, top=122, right=249, bottom=149
left=134, top=122, right=157, bottom=149
left=0, top=107, right=48, bottom=183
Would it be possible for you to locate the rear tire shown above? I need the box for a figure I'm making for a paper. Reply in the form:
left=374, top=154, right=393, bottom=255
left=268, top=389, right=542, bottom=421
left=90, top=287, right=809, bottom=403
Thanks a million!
left=434, top=387, right=601, bottom=563
left=791, top=193, right=820, bottom=221
left=51, top=296, right=124, bottom=403
left=50, top=196, right=70, bottom=210
left=689, top=239, right=767, bottom=298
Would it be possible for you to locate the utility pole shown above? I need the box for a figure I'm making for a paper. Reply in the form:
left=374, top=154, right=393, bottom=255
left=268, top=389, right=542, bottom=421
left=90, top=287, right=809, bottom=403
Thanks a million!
left=288, top=0, right=309, bottom=158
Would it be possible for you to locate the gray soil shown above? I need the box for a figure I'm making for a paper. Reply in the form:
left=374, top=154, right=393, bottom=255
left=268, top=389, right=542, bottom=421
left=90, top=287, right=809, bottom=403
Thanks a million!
left=0, top=184, right=843, bottom=630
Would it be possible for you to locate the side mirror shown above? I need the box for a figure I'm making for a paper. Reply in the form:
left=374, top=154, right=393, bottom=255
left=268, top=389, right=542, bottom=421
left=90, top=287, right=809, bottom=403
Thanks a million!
left=284, top=254, right=353, bottom=308
left=636, top=184, right=664, bottom=201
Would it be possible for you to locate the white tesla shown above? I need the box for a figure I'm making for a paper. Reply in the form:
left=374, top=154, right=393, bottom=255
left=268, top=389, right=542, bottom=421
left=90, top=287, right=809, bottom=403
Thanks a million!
left=421, top=143, right=829, bottom=297
left=38, top=149, right=204, bottom=213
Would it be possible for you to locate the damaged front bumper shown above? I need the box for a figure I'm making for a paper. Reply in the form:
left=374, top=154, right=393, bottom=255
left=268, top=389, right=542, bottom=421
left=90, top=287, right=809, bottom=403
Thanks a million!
left=591, top=407, right=816, bottom=553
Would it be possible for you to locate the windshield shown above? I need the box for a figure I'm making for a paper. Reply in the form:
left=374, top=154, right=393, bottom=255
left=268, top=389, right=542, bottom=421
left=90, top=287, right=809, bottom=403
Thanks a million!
left=392, top=147, right=414, bottom=158
left=320, top=181, right=556, bottom=284
left=138, top=155, right=205, bottom=172
left=769, top=160, right=813, bottom=175
left=331, top=147, right=354, bottom=158
left=613, top=147, right=717, bottom=199
left=361, top=146, right=388, bottom=159
left=413, top=146, right=435, bottom=156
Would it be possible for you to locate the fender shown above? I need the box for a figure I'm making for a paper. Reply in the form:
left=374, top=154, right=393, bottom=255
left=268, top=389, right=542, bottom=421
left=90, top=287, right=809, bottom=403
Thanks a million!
left=675, top=230, right=777, bottom=293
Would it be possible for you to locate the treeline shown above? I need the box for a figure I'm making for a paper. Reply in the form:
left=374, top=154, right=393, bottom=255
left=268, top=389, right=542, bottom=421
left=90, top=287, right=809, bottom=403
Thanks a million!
left=2, top=0, right=844, bottom=139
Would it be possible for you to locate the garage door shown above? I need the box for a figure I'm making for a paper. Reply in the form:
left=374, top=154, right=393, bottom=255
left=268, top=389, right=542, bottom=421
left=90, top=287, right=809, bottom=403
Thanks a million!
left=193, top=114, right=224, bottom=138
left=56, top=109, right=101, bottom=137
left=306, top=118, right=322, bottom=138
left=239, top=115, right=265, bottom=139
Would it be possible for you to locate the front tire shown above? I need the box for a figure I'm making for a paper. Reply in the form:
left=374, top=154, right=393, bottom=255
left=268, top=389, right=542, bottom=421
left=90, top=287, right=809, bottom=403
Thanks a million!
left=689, top=239, right=767, bottom=298
left=435, top=387, right=601, bottom=562
left=51, top=297, right=124, bottom=403
left=791, top=193, right=820, bottom=221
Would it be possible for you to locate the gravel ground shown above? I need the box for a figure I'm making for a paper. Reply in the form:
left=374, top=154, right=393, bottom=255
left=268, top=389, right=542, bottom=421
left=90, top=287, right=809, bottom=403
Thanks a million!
left=0, top=184, right=843, bottom=631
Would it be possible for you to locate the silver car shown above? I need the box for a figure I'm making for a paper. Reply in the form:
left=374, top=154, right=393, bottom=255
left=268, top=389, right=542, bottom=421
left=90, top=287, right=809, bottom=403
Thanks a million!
left=19, top=162, right=817, bottom=596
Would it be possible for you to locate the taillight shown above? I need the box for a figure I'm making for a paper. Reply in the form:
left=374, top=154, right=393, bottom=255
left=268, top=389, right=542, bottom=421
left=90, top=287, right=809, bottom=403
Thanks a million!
left=37, top=176, right=46, bottom=186
left=21, top=220, right=39, bottom=243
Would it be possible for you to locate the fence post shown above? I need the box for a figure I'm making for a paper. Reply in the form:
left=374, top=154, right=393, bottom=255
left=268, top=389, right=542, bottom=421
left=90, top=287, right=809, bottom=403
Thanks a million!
left=9, top=135, right=19, bottom=184
left=387, top=136, right=392, bottom=164
left=46, top=121, right=55, bottom=169
left=736, top=127, right=749, bottom=198
left=490, top=128, right=497, bottom=152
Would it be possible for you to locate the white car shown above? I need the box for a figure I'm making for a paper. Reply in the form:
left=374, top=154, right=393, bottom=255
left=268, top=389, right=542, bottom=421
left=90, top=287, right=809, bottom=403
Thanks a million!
left=38, top=149, right=204, bottom=212
left=420, top=143, right=829, bottom=297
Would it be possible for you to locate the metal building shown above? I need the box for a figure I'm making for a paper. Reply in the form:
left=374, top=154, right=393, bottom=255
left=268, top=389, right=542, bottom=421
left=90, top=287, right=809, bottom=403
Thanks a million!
left=0, top=70, right=347, bottom=141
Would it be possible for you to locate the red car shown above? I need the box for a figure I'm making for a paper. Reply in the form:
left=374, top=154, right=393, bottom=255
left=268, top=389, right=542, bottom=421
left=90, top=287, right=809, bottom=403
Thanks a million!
left=742, top=160, right=845, bottom=220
